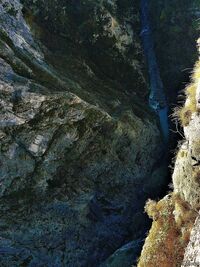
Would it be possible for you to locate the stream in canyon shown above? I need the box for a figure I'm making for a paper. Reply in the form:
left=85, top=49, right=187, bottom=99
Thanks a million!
left=0, top=1, right=199, bottom=266
left=140, top=0, right=169, bottom=144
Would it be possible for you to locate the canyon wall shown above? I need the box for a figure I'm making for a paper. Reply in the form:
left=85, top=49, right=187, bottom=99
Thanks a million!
left=0, top=0, right=199, bottom=266
left=0, top=1, right=165, bottom=266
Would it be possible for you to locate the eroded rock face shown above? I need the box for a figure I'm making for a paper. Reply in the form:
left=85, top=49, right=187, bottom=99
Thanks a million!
left=0, top=1, right=166, bottom=266
left=182, top=216, right=200, bottom=267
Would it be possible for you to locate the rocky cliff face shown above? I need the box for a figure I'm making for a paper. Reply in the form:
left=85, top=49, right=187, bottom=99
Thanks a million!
left=0, top=1, right=166, bottom=266
left=182, top=216, right=200, bottom=267
left=139, top=46, right=200, bottom=267
left=0, top=0, right=199, bottom=266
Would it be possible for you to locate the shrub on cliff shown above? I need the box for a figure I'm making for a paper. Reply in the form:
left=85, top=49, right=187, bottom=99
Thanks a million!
left=138, top=194, right=197, bottom=267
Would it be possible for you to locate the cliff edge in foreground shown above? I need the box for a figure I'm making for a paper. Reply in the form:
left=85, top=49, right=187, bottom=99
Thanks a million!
left=139, top=41, right=200, bottom=267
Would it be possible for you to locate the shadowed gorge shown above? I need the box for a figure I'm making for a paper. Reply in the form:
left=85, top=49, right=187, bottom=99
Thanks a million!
left=140, top=0, right=168, bottom=143
left=0, top=1, right=200, bottom=266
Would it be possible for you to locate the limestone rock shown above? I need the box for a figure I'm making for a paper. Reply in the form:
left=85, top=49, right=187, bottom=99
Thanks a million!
left=0, top=0, right=166, bottom=266
left=182, top=216, right=200, bottom=267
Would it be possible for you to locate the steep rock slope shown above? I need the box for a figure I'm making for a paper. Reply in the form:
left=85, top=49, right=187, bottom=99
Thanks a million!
left=21, top=0, right=147, bottom=99
left=150, top=0, right=200, bottom=101
left=138, top=43, right=200, bottom=267
left=0, top=1, right=165, bottom=266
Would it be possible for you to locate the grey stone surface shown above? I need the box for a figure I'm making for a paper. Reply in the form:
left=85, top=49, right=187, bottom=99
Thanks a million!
left=182, top=215, right=200, bottom=267
left=0, top=1, right=167, bottom=266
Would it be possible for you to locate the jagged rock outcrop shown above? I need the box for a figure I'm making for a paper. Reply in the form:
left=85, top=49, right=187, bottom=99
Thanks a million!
left=0, top=1, right=167, bottom=266
left=1, top=0, right=200, bottom=266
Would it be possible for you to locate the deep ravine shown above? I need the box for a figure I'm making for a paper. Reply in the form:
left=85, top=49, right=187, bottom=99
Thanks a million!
left=140, top=0, right=169, bottom=143
left=0, top=1, right=200, bottom=267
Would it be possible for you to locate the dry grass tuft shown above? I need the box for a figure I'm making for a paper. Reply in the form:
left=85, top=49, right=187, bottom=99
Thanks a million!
left=178, top=107, right=193, bottom=126
left=175, top=83, right=197, bottom=126
left=138, top=193, right=198, bottom=267
left=192, top=61, right=200, bottom=81
left=174, top=60, right=200, bottom=126
left=144, top=199, right=158, bottom=220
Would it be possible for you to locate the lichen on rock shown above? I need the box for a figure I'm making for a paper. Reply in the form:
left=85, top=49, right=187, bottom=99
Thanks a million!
left=0, top=0, right=168, bottom=266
